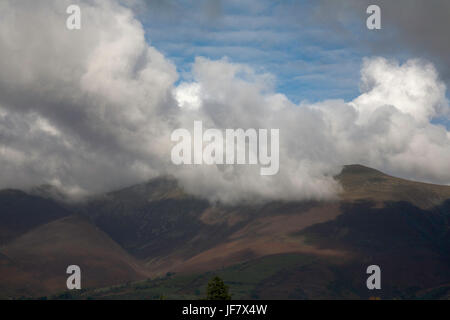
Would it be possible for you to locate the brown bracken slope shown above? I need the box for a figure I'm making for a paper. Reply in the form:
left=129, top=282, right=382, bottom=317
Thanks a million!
left=1, top=165, right=449, bottom=299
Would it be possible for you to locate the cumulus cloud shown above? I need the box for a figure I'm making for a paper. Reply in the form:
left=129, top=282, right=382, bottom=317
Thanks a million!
left=173, top=82, right=203, bottom=110
left=0, top=0, right=449, bottom=203
left=352, top=58, right=448, bottom=124
left=0, top=0, right=178, bottom=194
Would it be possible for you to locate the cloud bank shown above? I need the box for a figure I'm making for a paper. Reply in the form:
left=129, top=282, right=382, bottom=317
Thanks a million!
left=0, top=0, right=449, bottom=203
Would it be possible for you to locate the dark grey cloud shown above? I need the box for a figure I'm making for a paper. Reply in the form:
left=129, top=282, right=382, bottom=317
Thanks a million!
left=308, top=0, right=450, bottom=82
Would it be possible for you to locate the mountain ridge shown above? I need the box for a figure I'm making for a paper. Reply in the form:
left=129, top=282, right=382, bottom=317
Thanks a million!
left=0, top=164, right=449, bottom=299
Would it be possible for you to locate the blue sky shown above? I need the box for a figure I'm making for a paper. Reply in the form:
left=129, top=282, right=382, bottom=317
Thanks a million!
left=133, top=0, right=450, bottom=116
left=135, top=0, right=378, bottom=103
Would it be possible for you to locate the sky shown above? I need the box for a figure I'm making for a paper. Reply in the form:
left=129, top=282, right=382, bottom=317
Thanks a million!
left=132, top=0, right=366, bottom=103
left=0, top=0, right=449, bottom=203
left=127, top=0, right=450, bottom=104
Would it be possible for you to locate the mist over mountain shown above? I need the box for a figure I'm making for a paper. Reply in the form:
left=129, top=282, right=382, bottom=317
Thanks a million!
left=0, top=165, right=449, bottom=299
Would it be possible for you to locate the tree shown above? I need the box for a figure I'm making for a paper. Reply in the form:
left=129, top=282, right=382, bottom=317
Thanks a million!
left=206, top=276, right=231, bottom=300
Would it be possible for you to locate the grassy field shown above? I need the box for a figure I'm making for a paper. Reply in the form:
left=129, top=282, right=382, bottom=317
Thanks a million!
left=46, top=253, right=319, bottom=300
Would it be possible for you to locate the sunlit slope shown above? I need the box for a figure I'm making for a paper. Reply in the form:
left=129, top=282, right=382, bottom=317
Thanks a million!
left=337, top=164, right=450, bottom=208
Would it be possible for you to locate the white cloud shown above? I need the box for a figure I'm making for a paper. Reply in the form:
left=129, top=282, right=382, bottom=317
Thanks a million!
left=352, top=57, right=448, bottom=124
left=174, top=82, right=202, bottom=110
left=0, top=0, right=449, bottom=203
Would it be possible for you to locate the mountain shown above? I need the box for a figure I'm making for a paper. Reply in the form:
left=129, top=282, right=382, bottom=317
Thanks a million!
left=0, top=189, right=71, bottom=245
left=337, top=164, right=450, bottom=208
left=0, top=165, right=449, bottom=299
left=0, top=215, right=148, bottom=298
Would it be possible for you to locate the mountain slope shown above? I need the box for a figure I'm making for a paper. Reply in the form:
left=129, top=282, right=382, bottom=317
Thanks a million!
left=337, top=164, right=450, bottom=208
left=0, top=215, right=149, bottom=298
left=0, top=190, right=71, bottom=245
left=1, top=164, right=450, bottom=299
left=77, top=165, right=450, bottom=299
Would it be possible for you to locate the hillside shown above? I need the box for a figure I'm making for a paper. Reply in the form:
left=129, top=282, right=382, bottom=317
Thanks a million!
left=337, top=165, right=450, bottom=208
left=0, top=215, right=149, bottom=298
left=0, top=190, right=71, bottom=245
left=0, top=165, right=449, bottom=299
